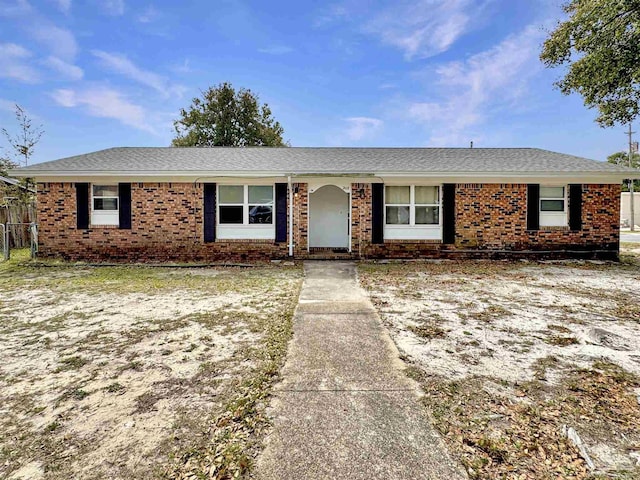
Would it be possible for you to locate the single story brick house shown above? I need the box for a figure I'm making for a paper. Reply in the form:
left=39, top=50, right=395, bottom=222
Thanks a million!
left=10, top=146, right=632, bottom=262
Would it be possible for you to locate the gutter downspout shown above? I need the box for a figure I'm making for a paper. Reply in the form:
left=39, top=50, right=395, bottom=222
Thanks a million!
left=288, top=175, right=294, bottom=257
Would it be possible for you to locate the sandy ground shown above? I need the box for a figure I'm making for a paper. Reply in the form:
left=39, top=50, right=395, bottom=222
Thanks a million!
left=366, top=264, right=640, bottom=384
left=360, top=254, right=640, bottom=478
left=0, top=264, right=302, bottom=480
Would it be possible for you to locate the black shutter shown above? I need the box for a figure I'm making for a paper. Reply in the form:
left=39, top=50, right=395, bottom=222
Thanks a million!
left=76, top=182, right=89, bottom=229
left=118, top=183, right=132, bottom=230
left=275, top=183, right=287, bottom=243
left=527, top=184, right=540, bottom=231
left=372, top=183, right=384, bottom=244
left=442, top=184, right=456, bottom=244
left=204, top=183, right=216, bottom=243
left=569, top=184, right=582, bottom=231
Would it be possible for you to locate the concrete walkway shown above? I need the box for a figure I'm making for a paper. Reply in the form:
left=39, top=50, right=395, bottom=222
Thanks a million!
left=256, top=261, right=466, bottom=480
left=621, top=232, right=640, bottom=243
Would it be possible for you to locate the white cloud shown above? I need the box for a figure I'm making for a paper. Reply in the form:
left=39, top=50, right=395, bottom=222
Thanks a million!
left=1, top=4, right=78, bottom=62
left=51, top=88, right=76, bottom=107
left=366, top=0, right=475, bottom=60
left=405, top=25, right=544, bottom=146
left=92, top=50, right=185, bottom=98
left=0, top=42, right=30, bottom=58
left=171, top=58, right=192, bottom=74
left=44, top=55, right=83, bottom=80
left=29, top=23, right=78, bottom=61
left=0, top=42, right=40, bottom=83
left=51, top=87, right=155, bottom=133
left=258, top=45, right=293, bottom=55
left=0, top=0, right=32, bottom=17
left=0, top=98, right=17, bottom=112
left=314, top=3, right=350, bottom=27
left=344, top=117, right=383, bottom=141
left=50, top=0, right=71, bottom=13
left=137, top=5, right=158, bottom=23
left=98, top=0, right=124, bottom=15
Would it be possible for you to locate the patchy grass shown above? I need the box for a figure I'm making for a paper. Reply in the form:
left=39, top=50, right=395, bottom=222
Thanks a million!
left=613, top=303, right=640, bottom=322
left=532, top=355, right=562, bottom=381
left=408, top=323, right=447, bottom=339
left=105, top=382, right=125, bottom=394
left=55, top=355, right=89, bottom=372
left=162, top=287, right=295, bottom=479
left=360, top=259, right=640, bottom=478
left=406, top=362, right=640, bottom=480
left=0, top=258, right=302, bottom=480
left=546, top=335, right=580, bottom=347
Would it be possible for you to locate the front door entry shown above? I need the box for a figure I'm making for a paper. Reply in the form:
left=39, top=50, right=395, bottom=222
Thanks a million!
left=309, top=185, right=349, bottom=248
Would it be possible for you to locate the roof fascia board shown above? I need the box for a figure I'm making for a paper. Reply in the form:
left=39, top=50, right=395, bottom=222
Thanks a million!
left=16, top=171, right=632, bottom=184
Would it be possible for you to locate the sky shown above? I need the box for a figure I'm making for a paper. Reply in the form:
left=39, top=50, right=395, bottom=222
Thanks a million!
left=0, top=0, right=634, bottom=165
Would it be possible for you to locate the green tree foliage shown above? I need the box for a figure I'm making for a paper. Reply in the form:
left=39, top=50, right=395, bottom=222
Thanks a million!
left=0, top=157, right=18, bottom=177
left=1, top=104, right=40, bottom=202
left=2, top=104, right=44, bottom=166
left=0, top=156, right=33, bottom=204
left=172, top=82, right=286, bottom=147
left=608, top=150, right=640, bottom=190
left=540, top=0, right=640, bottom=127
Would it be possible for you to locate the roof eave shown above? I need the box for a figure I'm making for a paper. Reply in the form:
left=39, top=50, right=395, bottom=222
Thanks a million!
left=10, top=169, right=634, bottom=180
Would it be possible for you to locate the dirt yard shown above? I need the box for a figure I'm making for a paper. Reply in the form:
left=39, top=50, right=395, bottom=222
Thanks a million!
left=0, top=252, right=302, bottom=480
left=360, top=249, right=640, bottom=480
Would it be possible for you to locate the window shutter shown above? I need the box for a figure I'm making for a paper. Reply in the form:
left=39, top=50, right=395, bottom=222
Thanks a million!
left=569, top=184, right=582, bottom=231
left=118, top=183, right=132, bottom=230
left=204, top=183, right=216, bottom=243
left=76, top=183, right=89, bottom=229
left=372, top=183, right=384, bottom=244
left=442, top=183, right=456, bottom=244
left=275, top=183, right=287, bottom=243
left=527, top=184, right=540, bottom=231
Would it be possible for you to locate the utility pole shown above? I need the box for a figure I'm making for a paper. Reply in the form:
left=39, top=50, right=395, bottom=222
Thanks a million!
left=629, top=123, right=636, bottom=231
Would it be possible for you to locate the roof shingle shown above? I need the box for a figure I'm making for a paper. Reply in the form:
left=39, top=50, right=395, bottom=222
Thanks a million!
left=12, top=146, right=636, bottom=174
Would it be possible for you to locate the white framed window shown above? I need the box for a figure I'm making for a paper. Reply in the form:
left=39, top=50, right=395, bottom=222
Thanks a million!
left=91, top=184, right=119, bottom=226
left=539, top=186, right=567, bottom=227
left=217, top=185, right=275, bottom=239
left=384, top=185, right=441, bottom=240
left=385, top=186, right=411, bottom=225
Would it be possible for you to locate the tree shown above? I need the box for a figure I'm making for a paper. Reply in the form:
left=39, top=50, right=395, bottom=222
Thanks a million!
left=172, top=82, right=286, bottom=147
left=2, top=104, right=44, bottom=166
left=0, top=156, right=18, bottom=177
left=540, top=1, right=640, bottom=127
left=608, top=150, right=640, bottom=190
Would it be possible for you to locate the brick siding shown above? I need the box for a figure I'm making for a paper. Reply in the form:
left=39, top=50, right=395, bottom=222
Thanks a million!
left=36, top=181, right=620, bottom=262
left=363, top=183, right=620, bottom=260
left=37, top=182, right=288, bottom=262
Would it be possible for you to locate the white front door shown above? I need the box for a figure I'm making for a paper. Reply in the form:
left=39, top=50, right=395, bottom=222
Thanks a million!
left=309, top=185, right=349, bottom=248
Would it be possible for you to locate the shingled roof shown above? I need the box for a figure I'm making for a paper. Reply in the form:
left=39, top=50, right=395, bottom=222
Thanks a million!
left=11, top=146, right=636, bottom=176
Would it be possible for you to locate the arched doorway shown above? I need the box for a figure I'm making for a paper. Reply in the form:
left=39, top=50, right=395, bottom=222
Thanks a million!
left=309, top=185, right=349, bottom=249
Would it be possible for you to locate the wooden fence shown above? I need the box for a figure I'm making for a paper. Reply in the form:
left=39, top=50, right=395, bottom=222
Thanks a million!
left=0, top=202, right=37, bottom=248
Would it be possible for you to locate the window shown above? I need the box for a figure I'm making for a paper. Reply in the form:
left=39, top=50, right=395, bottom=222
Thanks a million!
left=218, top=185, right=273, bottom=225
left=248, top=186, right=274, bottom=224
left=91, top=184, right=119, bottom=225
left=540, top=187, right=565, bottom=212
left=415, top=186, right=439, bottom=225
left=385, top=186, right=410, bottom=225
left=539, top=186, right=567, bottom=227
left=385, top=185, right=439, bottom=226
left=384, top=185, right=441, bottom=240
left=219, top=185, right=244, bottom=224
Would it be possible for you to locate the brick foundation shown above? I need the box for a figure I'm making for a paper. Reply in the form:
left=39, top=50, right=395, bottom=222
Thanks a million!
left=36, top=182, right=620, bottom=262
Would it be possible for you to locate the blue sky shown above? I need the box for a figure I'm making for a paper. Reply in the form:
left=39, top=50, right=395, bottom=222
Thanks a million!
left=0, top=0, right=633, bottom=165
